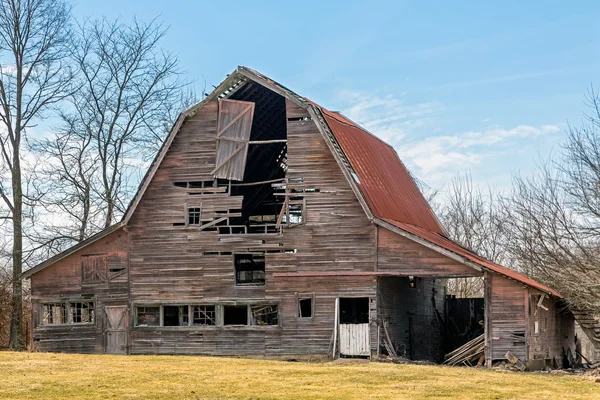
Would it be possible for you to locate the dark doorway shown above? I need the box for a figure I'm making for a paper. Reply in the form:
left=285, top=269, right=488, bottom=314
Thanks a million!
left=339, top=297, right=369, bottom=324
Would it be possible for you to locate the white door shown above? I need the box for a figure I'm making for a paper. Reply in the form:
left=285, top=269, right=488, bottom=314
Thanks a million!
left=339, top=323, right=370, bottom=356
left=338, top=297, right=370, bottom=357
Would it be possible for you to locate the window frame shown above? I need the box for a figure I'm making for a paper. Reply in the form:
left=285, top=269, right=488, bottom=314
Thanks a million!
left=131, top=302, right=281, bottom=329
left=134, top=305, right=161, bottom=327
left=186, top=206, right=202, bottom=226
left=297, top=294, right=315, bottom=319
left=233, top=253, right=266, bottom=286
left=39, top=301, right=96, bottom=326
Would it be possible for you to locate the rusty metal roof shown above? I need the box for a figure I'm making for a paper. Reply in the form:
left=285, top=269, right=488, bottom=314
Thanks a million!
left=379, top=218, right=561, bottom=297
left=321, top=109, right=444, bottom=234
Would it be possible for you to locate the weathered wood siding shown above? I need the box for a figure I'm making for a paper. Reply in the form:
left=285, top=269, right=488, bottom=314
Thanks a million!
left=377, top=227, right=478, bottom=277
left=30, top=228, right=129, bottom=353
left=487, top=273, right=529, bottom=361
left=377, top=277, right=445, bottom=361
left=527, top=290, right=574, bottom=363
left=126, top=96, right=377, bottom=356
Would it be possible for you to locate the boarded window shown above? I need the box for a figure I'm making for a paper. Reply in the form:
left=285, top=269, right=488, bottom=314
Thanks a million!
left=188, top=207, right=201, bottom=225
left=251, top=305, right=278, bottom=326
left=70, top=302, right=95, bottom=324
left=212, top=99, right=255, bottom=181
left=81, top=255, right=107, bottom=283
left=192, top=305, right=216, bottom=326
left=163, top=305, right=189, bottom=326
left=42, top=303, right=67, bottom=325
left=136, top=306, right=160, bottom=327
left=234, top=254, right=265, bottom=285
left=223, top=305, right=248, bottom=325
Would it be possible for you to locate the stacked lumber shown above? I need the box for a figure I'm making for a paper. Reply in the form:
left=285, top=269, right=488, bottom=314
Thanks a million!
left=443, top=334, right=485, bottom=366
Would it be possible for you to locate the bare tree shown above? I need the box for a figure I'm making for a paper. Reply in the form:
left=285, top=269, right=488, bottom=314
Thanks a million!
left=438, top=173, right=506, bottom=297
left=63, top=18, right=187, bottom=229
left=0, top=0, right=72, bottom=350
left=502, top=89, right=600, bottom=312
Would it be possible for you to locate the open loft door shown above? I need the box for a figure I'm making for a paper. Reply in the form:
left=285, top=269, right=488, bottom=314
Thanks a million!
left=212, top=99, right=255, bottom=181
left=338, top=297, right=370, bottom=357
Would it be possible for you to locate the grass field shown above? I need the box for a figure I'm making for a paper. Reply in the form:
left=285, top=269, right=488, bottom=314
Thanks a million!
left=0, top=352, right=598, bottom=400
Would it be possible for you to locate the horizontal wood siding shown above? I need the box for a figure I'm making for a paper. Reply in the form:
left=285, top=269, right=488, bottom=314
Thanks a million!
left=30, top=229, right=129, bottom=353
left=489, top=273, right=528, bottom=360
left=126, top=97, right=376, bottom=356
left=377, top=227, right=478, bottom=277
left=527, top=289, right=574, bottom=363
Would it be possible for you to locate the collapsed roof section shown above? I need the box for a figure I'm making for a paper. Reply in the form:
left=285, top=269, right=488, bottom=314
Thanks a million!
left=22, top=66, right=562, bottom=297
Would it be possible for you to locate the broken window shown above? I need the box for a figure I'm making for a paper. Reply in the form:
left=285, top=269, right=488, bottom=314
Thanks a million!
left=70, top=302, right=95, bottom=324
left=234, top=254, right=265, bottom=285
left=251, top=305, right=278, bottom=326
left=42, top=303, right=67, bottom=325
left=283, top=202, right=304, bottom=225
left=136, top=306, right=160, bottom=327
left=192, top=305, right=216, bottom=326
left=188, top=208, right=202, bottom=225
left=81, top=255, right=107, bottom=283
left=339, top=297, right=369, bottom=324
left=163, top=305, right=189, bottom=326
left=298, top=298, right=313, bottom=318
left=223, top=305, right=248, bottom=325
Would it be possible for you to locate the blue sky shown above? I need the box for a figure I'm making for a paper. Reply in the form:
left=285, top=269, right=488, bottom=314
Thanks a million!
left=73, top=1, right=600, bottom=192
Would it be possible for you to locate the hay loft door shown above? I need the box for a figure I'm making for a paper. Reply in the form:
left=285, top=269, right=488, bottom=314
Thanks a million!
left=212, top=99, right=255, bottom=181
left=104, top=305, right=128, bottom=354
left=338, top=297, right=370, bottom=357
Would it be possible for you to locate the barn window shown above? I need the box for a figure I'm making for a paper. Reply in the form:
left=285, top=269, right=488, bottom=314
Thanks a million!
left=70, top=302, right=95, bottom=324
left=192, top=305, right=216, bottom=326
left=212, top=99, right=255, bottom=181
left=135, top=306, right=160, bottom=327
left=81, top=255, right=107, bottom=283
left=188, top=208, right=202, bottom=225
left=223, top=305, right=248, bottom=325
left=298, top=298, right=313, bottom=318
left=251, top=305, right=278, bottom=326
left=234, top=254, right=265, bottom=285
left=42, top=303, right=67, bottom=325
left=163, top=305, right=189, bottom=326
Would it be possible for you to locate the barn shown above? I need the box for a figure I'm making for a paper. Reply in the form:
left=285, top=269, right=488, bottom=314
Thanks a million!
left=22, top=66, right=575, bottom=367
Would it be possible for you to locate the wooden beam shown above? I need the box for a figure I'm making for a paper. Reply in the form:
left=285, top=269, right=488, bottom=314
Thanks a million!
left=230, top=178, right=285, bottom=187
left=199, top=217, right=227, bottom=230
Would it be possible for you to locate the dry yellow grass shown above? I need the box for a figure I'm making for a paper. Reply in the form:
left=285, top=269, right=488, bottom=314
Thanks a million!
left=0, top=351, right=598, bottom=400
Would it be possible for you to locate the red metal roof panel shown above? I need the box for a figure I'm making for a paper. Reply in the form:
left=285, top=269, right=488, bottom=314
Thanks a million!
left=321, top=109, right=444, bottom=234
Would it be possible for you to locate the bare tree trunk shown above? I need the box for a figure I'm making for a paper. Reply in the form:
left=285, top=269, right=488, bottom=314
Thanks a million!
left=8, top=153, right=22, bottom=349
left=0, top=0, right=72, bottom=349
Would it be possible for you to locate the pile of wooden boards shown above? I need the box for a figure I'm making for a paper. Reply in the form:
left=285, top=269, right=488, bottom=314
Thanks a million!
left=443, top=334, right=485, bottom=366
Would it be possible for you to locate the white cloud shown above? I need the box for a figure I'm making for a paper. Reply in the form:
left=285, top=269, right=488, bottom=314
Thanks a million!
left=336, top=90, right=443, bottom=144
left=337, top=89, right=562, bottom=188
